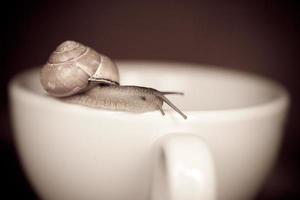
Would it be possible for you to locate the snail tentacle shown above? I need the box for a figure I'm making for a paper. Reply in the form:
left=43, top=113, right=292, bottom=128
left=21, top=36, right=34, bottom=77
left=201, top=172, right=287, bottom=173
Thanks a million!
left=160, top=91, right=184, bottom=95
left=153, top=91, right=187, bottom=119
left=157, top=106, right=165, bottom=116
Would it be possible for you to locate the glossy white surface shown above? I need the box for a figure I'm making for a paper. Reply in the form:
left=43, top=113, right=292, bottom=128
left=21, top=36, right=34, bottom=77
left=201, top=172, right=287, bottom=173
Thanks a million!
left=9, top=61, right=289, bottom=200
left=152, top=134, right=216, bottom=200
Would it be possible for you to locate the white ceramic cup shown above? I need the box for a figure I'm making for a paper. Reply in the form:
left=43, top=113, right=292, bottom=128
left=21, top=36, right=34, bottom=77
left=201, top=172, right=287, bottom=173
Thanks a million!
left=9, top=61, right=289, bottom=200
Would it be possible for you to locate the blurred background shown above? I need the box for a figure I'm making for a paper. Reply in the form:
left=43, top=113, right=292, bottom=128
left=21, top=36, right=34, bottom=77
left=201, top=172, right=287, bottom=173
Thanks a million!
left=1, top=0, right=299, bottom=199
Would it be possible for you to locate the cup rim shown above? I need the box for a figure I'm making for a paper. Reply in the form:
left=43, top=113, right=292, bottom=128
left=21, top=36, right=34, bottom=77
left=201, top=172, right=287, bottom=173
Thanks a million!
left=9, top=61, right=290, bottom=122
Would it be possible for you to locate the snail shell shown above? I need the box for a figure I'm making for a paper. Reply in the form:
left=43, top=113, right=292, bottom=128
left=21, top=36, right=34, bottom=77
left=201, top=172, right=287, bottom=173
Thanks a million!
left=40, top=40, right=119, bottom=97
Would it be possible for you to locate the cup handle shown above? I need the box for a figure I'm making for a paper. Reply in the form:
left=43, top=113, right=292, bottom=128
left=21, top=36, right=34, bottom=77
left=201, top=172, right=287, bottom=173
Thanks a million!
left=151, top=134, right=217, bottom=200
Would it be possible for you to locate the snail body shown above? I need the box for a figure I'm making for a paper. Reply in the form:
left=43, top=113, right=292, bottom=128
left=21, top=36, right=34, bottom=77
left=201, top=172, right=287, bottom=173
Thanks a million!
left=63, top=85, right=186, bottom=117
left=40, top=41, right=187, bottom=119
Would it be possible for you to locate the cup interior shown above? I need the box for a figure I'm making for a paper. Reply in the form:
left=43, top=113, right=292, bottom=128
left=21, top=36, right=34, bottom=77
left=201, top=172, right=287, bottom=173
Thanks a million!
left=14, top=61, right=287, bottom=111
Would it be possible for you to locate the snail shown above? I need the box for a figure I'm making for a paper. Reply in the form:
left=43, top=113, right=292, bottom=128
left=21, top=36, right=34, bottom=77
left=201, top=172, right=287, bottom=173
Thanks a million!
left=40, top=41, right=187, bottom=119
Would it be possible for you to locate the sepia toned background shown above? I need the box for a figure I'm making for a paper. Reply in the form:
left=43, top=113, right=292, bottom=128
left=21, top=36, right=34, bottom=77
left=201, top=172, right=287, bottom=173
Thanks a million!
left=1, top=0, right=299, bottom=199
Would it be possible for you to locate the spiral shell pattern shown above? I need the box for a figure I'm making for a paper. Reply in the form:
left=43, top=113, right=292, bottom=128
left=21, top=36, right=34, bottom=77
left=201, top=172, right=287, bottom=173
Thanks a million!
left=40, top=40, right=119, bottom=97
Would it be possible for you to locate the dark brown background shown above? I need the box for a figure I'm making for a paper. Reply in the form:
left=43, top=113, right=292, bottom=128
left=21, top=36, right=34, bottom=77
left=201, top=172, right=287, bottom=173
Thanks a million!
left=1, top=0, right=299, bottom=199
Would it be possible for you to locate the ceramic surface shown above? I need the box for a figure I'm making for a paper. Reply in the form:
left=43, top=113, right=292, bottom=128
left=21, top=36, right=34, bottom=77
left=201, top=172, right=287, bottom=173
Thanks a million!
left=9, top=61, right=289, bottom=200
